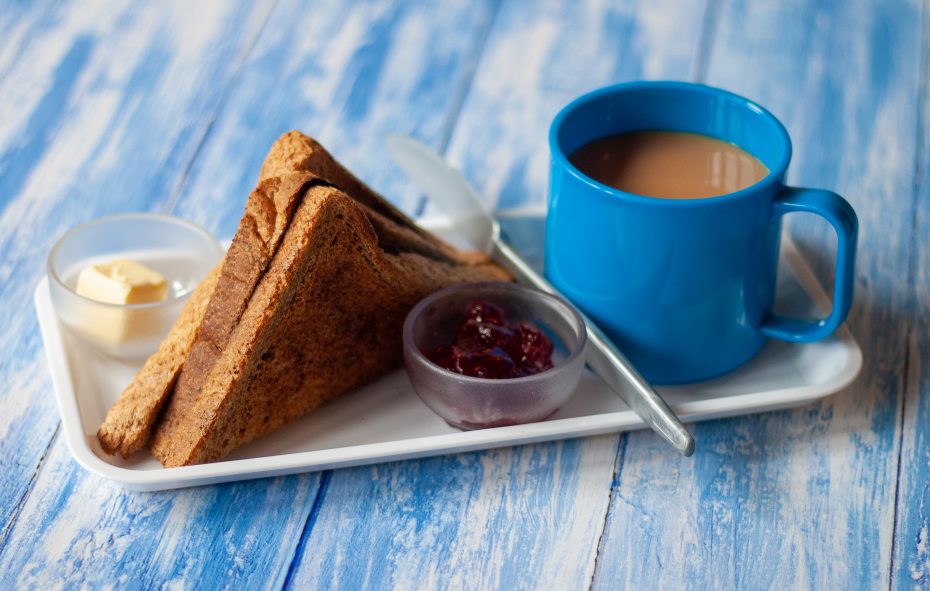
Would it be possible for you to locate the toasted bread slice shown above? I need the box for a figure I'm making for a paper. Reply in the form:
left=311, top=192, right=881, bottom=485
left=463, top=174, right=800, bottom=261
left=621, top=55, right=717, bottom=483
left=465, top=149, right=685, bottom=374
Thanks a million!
left=261, top=131, right=465, bottom=263
left=151, top=183, right=507, bottom=466
left=98, top=131, right=508, bottom=466
left=96, top=265, right=220, bottom=457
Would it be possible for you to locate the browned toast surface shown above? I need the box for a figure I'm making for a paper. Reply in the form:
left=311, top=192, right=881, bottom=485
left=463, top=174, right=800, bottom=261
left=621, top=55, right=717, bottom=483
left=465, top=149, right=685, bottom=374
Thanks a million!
left=149, top=174, right=323, bottom=458
left=153, top=185, right=507, bottom=466
left=98, top=131, right=509, bottom=467
left=262, top=131, right=464, bottom=263
left=96, top=265, right=220, bottom=457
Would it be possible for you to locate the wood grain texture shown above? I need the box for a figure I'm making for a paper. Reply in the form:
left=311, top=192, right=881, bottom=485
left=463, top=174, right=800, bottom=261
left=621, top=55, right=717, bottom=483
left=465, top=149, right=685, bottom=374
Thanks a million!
left=445, top=0, right=706, bottom=212
left=893, top=2, right=930, bottom=587
left=0, top=0, right=275, bottom=545
left=170, top=0, right=501, bottom=236
left=286, top=442, right=621, bottom=590
left=591, top=0, right=922, bottom=589
left=2, top=0, right=926, bottom=588
left=281, top=0, right=707, bottom=588
left=0, top=440, right=321, bottom=590
left=0, top=0, right=58, bottom=86
left=0, top=1, right=513, bottom=587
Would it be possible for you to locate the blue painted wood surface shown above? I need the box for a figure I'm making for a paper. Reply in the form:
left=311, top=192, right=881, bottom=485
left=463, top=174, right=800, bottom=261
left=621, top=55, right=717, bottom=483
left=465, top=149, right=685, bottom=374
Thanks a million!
left=593, top=0, right=924, bottom=589
left=895, top=4, right=930, bottom=586
left=0, top=0, right=927, bottom=589
left=0, top=0, right=277, bottom=551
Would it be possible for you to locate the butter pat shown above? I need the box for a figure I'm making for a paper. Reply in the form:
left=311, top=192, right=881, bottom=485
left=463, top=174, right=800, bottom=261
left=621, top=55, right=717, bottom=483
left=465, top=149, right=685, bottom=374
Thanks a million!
left=76, top=259, right=168, bottom=305
left=74, top=259, right=169, bottom=347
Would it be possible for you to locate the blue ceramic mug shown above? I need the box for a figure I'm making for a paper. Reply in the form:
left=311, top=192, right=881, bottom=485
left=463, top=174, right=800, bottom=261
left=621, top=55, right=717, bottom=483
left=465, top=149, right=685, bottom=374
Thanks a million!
left=545, top=81, right=858, bottom=384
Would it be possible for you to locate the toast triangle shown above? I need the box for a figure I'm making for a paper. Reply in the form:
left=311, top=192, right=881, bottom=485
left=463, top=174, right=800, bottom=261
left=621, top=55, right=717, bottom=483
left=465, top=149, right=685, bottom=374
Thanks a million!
left=153, top=183, right=506, bottom=466
left=98, top=131, right=508, bottom=466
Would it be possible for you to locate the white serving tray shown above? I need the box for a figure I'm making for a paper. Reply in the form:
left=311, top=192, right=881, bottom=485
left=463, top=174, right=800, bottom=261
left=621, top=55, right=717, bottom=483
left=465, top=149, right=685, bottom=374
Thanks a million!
left=36, top=211, right=862, bottom=491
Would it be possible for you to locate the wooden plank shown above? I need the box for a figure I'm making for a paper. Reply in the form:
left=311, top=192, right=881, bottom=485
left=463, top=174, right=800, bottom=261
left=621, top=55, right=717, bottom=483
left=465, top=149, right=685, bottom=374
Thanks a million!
left=1, top=441, right=322, bottom=590
left=169, top=0, right=502, bottom=235
left=282, top=0, right=708, bottom=588
left=0, top=0, right=276, bottom=543
left=591, top=0, right=922, bottom=589
left=893, top=3, right=930, bottom=587
left=0, top=0, right=58, bottom=85
left=286, top=442, right=622, bottom=590
left=445, top=0, right=705, bottom=212
left=0, top=0, right=511, bottom=587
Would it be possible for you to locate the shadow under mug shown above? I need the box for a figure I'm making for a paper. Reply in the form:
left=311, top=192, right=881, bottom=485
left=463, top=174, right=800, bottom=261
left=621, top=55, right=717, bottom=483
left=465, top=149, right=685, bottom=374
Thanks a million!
left=545, top=81, right=858, bottom=385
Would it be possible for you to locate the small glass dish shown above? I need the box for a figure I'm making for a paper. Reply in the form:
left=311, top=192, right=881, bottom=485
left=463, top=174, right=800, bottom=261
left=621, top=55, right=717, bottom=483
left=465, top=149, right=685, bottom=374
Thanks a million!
left=403, top=282, right=588, bottom=430
left=47, top=213, right=223, bottom=361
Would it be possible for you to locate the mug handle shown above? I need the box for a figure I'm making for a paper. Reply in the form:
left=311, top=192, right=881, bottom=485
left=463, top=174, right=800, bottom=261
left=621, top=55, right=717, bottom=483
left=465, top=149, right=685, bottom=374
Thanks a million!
left=760, top=187, right=859, bottom=343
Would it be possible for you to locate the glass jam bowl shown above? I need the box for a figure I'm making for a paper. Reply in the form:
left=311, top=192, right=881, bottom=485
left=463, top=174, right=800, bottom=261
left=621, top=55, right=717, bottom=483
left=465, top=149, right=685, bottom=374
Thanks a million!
left=403, top=282, right=587, bottom=430
left=47, top=213, right=223, bottom=360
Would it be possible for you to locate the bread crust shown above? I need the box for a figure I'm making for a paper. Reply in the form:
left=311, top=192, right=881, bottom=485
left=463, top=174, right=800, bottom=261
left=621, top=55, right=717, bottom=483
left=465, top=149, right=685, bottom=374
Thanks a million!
left=98, top=131, right=509, bottom=466
left=96, top=265, right=220, bottom=457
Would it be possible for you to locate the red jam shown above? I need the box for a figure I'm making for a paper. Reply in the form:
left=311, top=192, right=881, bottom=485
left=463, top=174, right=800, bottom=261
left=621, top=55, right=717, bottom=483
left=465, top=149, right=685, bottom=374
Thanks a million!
left=425, top=300, right=554, bottom=379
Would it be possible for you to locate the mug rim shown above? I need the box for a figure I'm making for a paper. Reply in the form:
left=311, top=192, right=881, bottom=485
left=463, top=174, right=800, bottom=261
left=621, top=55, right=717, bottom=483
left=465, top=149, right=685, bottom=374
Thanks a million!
left=548, top=80, right=793, bottom=208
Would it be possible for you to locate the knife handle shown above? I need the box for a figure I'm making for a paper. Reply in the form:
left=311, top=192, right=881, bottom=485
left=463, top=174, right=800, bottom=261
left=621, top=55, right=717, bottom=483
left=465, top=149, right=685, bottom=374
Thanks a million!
left=490, top=239, right=695, bottom=456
